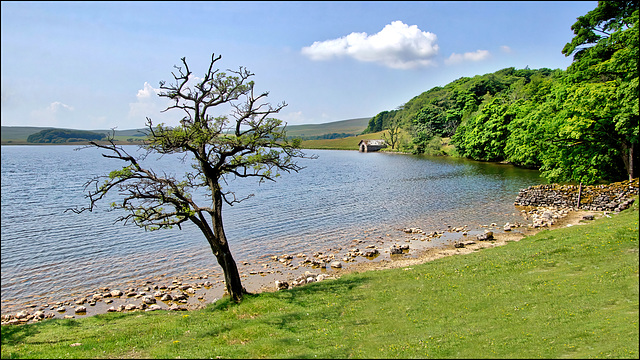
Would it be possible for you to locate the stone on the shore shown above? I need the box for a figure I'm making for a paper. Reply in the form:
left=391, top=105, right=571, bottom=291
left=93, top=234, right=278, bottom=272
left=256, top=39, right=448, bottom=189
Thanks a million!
left=362, top=248, right=379, bottom=257
left=145, top=304, right=162, bottom=312
left=330, top=261, right=342, bottom=268
left=275, top=280, right=289, bottom=290
left=110, top=290, right=123, bottom=297
left=476, top=231, right=494, bottom=241
left=124, top=304, right=137, bottom=311
left=75, top=306, right=87, bottom=314
left=142, top=296, right=156, bottom=304
left=15, top=311, right=28, bottom=319
left=160, top=294, right=173, bottom=302
left=173, top=293, right=188, bottom=301
left=390, top=245, right=403, bottom=254
left=403, top=228, right=423, bottom=234
left=33, top=311, right=45, bottom=320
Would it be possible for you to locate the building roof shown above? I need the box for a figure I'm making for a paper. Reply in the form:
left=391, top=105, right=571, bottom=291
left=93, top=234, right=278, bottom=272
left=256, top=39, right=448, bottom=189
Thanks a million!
left=358, top=139, right=386, bottom=145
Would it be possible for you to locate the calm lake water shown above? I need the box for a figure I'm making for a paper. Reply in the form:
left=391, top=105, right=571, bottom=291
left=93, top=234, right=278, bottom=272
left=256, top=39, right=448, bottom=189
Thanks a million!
left=1, top=145, right=542, bottom=312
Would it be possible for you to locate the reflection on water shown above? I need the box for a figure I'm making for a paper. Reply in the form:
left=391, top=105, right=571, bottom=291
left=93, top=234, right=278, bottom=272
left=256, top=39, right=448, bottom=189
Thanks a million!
left=1, top=146, right=542, bottom=310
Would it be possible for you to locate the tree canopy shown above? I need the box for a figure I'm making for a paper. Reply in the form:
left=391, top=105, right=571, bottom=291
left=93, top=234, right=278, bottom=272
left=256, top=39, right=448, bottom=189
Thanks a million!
left=27, top=129, right=106, bottom=143
left=71, top=53, right=310, bottom=303
left=367, top=1, right=638, bottom=185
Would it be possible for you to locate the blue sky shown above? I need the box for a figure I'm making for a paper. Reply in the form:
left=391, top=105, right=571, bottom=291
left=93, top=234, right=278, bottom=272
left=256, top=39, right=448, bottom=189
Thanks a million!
left=1, top=1, right=597, bottom=130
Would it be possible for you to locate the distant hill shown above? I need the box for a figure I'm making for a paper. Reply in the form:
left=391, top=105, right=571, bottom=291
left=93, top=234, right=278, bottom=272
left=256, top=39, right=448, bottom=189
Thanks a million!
left=282, top=117, right=371, bottom=139
left=1, top=117, right=371, bottom=144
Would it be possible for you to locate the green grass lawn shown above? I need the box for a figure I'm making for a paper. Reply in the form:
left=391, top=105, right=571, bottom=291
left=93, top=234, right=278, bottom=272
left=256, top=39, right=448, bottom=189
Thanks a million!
left=2, top=199, right=638, bottom=359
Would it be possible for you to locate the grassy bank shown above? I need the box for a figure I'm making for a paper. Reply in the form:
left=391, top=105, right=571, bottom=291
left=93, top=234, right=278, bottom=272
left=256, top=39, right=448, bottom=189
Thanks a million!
left=299, top=129, right=415, bottom=151
left=2, top=201, right=638, bottom=359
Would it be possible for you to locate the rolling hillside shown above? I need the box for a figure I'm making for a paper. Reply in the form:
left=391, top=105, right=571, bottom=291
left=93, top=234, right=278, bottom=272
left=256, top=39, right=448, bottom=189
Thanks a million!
left=1, top=117, right=371, bottom=144
left=282, top=117, right=370, bottom=138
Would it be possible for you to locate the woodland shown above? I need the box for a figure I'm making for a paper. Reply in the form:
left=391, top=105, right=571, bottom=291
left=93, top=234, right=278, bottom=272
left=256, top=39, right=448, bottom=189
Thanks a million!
left=364, top=1, right=638, bottom=185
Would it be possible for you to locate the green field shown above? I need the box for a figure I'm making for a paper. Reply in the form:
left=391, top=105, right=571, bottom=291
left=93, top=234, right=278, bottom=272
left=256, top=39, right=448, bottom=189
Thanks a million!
left=2, top=198, right=637, bottom=359
left=299, top=130, right=389, bottom=150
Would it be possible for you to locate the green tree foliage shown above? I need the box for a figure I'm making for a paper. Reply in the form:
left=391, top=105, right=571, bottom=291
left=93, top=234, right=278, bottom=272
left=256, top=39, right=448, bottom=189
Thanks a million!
left=70, top=54, right=309, bottom=303
left=452, top=96, right=516, bottom=162
left=552, top=0, right=639, bottom=182
left=363, top=110, right=398, bottom=133
left=448, top=68, right=557, bottom=160
left=371, top=1, right=637, bottom=184
left=27, top=129, right=106, bottom=143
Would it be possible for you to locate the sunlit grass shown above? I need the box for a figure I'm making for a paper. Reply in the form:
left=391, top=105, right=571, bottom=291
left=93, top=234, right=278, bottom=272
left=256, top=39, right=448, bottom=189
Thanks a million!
left=2, top=198, right=638, bottom=358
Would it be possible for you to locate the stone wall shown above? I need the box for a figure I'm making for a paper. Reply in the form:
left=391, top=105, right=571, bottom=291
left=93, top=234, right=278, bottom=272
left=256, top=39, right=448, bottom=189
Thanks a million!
left=514, top=178, right=639, bottom=212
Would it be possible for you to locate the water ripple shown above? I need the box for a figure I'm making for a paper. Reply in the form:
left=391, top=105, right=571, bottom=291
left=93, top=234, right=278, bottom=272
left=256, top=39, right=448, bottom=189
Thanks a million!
left=2, top=146, right=541, bottom=310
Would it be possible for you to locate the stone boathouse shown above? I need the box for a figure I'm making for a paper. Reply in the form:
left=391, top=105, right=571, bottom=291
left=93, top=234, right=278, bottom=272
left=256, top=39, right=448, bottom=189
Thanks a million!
left=358, top=139, right=387, bottom=153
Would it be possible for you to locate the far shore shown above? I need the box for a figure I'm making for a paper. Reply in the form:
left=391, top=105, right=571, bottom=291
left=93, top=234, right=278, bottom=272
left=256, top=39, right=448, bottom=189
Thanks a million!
left=1, top=206, right=600, bottom=325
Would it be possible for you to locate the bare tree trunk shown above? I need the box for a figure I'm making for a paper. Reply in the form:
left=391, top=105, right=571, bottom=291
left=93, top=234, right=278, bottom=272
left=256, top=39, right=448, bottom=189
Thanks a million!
left=215, top=243, right=245, bottom=303
left=630, top=142, right=636, bottom=180
left=622, top=141, right=637, bottom=180
left=211, top=188, right=245, bottom=302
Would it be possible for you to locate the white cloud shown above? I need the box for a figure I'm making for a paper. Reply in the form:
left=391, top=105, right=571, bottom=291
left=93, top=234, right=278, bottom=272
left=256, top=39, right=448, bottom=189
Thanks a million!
left=277, top=110, right=306, bottom=126
left=48, top=101, right=74, bottom=112
left=444, top=49, right=491, bottom=65
left=128, top=82, right=170, bottom=123
left=28, top=101, right=75, bottom=126
left=500, top=45, right=512, bottom=53
left=301, top=21, right=439, bottom=69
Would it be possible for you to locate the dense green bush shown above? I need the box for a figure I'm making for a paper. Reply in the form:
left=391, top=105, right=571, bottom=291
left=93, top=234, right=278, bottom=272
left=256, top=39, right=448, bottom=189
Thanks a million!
left=26, top=129, right=106, bottom=143
left=369, top=1, right=638, bottom=184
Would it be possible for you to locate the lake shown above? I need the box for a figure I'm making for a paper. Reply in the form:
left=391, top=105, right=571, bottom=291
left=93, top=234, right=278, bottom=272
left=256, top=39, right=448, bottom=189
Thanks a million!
left=1, top=145, right=542, bottom=313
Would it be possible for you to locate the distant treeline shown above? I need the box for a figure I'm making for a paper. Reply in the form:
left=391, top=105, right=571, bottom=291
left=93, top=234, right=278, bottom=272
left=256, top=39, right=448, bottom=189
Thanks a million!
left=27, top=129, right=106, bottom=143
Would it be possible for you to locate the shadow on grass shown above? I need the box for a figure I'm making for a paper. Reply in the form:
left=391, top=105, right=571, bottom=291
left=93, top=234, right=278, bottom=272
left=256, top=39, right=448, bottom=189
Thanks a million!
left=1, top=322, right=42, bottom=346
left=0, top=318, right=84, bottom=347
left=200, top=275, right=371, bottom=337
left=210, top=275, right=370, bottom=311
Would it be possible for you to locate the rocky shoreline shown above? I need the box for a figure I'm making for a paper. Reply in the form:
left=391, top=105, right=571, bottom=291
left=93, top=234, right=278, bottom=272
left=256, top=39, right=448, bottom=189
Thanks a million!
left=515, top=178, right=638, bottom=211
left=1, top=202, right=604, bottom=326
